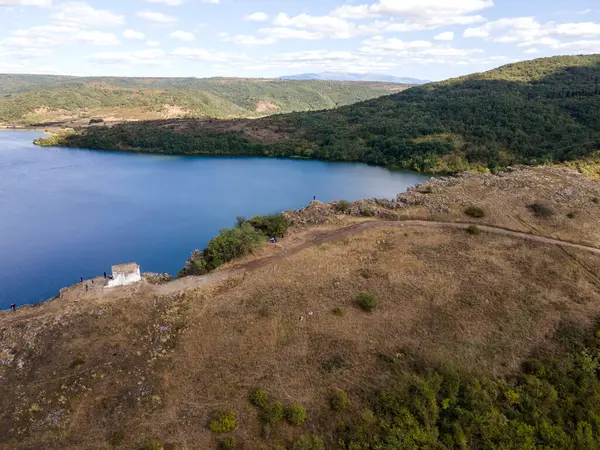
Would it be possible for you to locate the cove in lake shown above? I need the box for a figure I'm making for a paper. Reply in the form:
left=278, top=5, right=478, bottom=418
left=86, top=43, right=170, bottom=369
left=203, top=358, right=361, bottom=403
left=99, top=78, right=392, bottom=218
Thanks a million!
left=0, top=130, right=427, bottom=309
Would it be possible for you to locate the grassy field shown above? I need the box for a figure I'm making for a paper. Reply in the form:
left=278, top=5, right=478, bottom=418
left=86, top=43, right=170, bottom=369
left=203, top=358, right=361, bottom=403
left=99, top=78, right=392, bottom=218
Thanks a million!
left=2, top=166, right=600, bottom=449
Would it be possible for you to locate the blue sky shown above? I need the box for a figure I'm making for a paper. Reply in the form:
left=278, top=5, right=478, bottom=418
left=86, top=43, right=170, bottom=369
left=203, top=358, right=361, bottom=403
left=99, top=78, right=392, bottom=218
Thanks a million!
left=0, top=0, right=599, bottom=80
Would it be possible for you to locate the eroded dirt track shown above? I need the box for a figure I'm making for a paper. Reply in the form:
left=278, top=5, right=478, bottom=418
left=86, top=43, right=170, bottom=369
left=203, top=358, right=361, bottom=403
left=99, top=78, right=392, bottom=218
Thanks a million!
left=155, top=219, right=600, bottom=295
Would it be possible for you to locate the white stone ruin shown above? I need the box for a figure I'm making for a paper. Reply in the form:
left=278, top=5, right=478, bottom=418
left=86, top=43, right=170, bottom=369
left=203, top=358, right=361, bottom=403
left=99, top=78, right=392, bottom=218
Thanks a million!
left=106, top=263, right=141, bottom=288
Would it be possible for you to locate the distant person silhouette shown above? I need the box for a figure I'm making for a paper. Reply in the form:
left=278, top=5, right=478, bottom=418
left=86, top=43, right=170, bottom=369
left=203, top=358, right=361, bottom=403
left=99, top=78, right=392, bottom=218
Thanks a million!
left=85, top=284, right=88, bottom=292
left=10, top=303, right=16, bottom=312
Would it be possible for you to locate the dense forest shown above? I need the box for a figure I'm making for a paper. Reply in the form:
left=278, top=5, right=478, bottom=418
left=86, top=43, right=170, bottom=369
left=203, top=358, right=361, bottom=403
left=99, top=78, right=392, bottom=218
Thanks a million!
left=0, top=75, right=405, bottom=124
left=38, top=55, right=600, bottom=173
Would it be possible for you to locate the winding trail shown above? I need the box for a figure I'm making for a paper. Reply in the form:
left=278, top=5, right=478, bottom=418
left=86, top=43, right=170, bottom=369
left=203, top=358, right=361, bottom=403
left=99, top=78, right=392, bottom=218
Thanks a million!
left=154, top=219, right=600, bottom=295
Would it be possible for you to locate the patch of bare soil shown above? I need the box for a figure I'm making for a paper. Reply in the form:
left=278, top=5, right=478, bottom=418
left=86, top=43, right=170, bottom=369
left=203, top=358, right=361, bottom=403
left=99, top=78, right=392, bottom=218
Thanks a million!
left=255, top=101, right=279, bottom=113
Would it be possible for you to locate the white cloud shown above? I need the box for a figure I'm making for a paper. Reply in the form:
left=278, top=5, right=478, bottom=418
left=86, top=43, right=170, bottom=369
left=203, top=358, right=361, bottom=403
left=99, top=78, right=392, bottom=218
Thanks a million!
left=171, top=47, right=248, bottom=62
left=524, top=48, right=538, bottom=54
left=123, top=29, right=145, bottom=40
left=87, top=49, right=168, bottom=65
left=360, top=36, right=484, bottom=58
left=146, top=0, right=182, bottom=5
left=0, top=0, right=51, bottom=6
left=170, top=30, right=195, bottom=41
left=147, top=40, right=160, bottom=47
left=330, top=0, right=492, bottom=30
left=553, top=22, right=600, bottom=37
left=200, top=0, right=219, bottom=3
left=434, top=31, right=454, bottom=41
left=245, top=12, right=268, bottom=22
left=75, top=30, right=120, bottom=46
left=464, top=17, right=600, bottom=45
left=136, top=10, right=177, bottom=23
left=576, top=9, right=593, bottom=15
left=330, top=4, right=374, bottom=20
left=51, top=2, right=124, bottom=28
left=258, top=27, right=324, bottom=40
left=223, top=35, right=277, bottom=45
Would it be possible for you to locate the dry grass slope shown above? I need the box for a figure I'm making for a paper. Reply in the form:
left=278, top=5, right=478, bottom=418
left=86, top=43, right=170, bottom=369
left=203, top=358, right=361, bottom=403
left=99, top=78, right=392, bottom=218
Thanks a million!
left=1, top=166, right=600, bottom=449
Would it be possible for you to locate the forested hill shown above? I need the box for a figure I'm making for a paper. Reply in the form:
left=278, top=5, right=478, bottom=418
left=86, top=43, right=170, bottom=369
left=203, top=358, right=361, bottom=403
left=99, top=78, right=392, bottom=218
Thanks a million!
left=0, top=75, right=407, bottom=125
left=36, top=55, right=600, bottom=173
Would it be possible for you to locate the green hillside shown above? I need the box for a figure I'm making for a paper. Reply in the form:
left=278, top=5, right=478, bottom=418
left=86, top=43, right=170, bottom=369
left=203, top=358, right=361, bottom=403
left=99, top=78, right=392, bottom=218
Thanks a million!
left=36, top=55, right=600, bottom=172
left=0, top=75, right=406, bottom=125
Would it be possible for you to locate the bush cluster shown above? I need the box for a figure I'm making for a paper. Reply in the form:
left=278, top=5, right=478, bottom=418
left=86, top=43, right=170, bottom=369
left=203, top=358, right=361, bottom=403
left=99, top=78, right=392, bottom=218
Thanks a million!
left=292, top=435, right=325, bottom=450
left=528, top=202, right=554, bottom=218
left=333, top=200, right=350, bottom=213
left=209, top=410, right=237, bottom=433
left=330, top=390, right=349, bottom=411
left=464, top=205, right=485, bottom=218
left=336, top=322, right=600, bottom=449
left=180, top=214, right=290, bottom=277
left=247, top=214, right=289, bottom=238
left=286, top=404, right=307, bottom=426
left=249, top=388, right=268, bottom=408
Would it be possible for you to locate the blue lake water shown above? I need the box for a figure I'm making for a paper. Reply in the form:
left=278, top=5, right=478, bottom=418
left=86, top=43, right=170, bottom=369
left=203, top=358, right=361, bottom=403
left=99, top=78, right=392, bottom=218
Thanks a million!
left=0, top=130, right=427, bottom=309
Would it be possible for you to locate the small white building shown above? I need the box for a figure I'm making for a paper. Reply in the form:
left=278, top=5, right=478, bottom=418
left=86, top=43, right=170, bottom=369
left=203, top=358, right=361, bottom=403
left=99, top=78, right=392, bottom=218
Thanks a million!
left=107, top=263, right=141, bottom=288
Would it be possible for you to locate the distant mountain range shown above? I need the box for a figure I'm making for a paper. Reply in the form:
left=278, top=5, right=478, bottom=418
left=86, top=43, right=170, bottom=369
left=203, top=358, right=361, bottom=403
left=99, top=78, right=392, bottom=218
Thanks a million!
left=280, top=72, right=430, bottom=84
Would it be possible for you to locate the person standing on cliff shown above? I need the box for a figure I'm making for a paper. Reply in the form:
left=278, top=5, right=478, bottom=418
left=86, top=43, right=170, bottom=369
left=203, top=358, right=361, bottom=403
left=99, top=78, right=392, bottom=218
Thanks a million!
left=10, top=303, right=16, bottom=312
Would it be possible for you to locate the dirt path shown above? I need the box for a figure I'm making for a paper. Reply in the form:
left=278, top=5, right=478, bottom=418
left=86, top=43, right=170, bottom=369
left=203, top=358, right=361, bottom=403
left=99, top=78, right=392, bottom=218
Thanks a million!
left=154, top=219, right=600, bottom=295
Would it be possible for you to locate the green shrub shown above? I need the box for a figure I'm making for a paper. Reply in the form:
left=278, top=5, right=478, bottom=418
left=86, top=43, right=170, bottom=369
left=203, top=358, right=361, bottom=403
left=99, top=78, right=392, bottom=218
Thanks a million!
left=249, top=388, right=268, bottom=408
left=247, top=214, right=289, bottom=238
left=139, top=439, right=163, bottom=450
left=323, top=355, right=346, bottom=373
left=331, top=390, right=349, bottom=411
left=466, top=226, right=481, bottom=235
left=181, top=222, right=266, bottom=277
left=109, top=429, right=125, bottom=446
left=261, top=401, right=284, bottom=424
left=209, top=410, right=237, bottom=433
left=420, top=185, right=433, bottom=194
left=286, top=403, right=307, bottom=426
left=360, top=209, right=375, bottom=217
left=357, top=292, right=377, bottom=312
left=528, top=202, right=554, bottom=218
left=464, top=205, right=485, bottom=218
left=220, top=436, right=238, bottom=449
left=567, top=212, right=576, bottom=219
left=292, top=435, right=325, bottom=450
left=334, top=200, right=350, bottom=213
left=332, top=307, right=345, bottom=316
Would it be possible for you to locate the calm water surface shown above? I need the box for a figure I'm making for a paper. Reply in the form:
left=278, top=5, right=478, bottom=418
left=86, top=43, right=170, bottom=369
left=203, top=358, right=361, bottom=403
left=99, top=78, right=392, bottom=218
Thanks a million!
left=0, top=130, right=427, bottom=308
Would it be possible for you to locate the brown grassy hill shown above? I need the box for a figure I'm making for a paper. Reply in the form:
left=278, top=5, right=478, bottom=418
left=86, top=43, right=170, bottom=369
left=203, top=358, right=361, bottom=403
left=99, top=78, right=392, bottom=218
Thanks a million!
left=1, top=166, right=600, bottom=449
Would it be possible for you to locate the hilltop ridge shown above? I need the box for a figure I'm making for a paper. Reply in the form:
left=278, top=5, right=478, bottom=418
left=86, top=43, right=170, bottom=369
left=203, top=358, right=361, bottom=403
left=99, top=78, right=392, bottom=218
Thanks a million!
left=0, top=75, right=407, bottom=126
left=37, top=54, right=600, bottom=173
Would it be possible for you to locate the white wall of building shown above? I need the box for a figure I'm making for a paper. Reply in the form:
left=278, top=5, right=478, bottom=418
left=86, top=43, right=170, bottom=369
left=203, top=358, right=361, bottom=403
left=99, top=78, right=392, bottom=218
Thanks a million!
left=107, top=268, right=141, bottom=288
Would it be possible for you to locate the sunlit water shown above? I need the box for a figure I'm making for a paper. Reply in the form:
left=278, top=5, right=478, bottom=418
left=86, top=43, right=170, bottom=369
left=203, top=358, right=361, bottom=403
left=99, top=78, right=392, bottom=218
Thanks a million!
left=0, top=130, right=427, bottom=308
